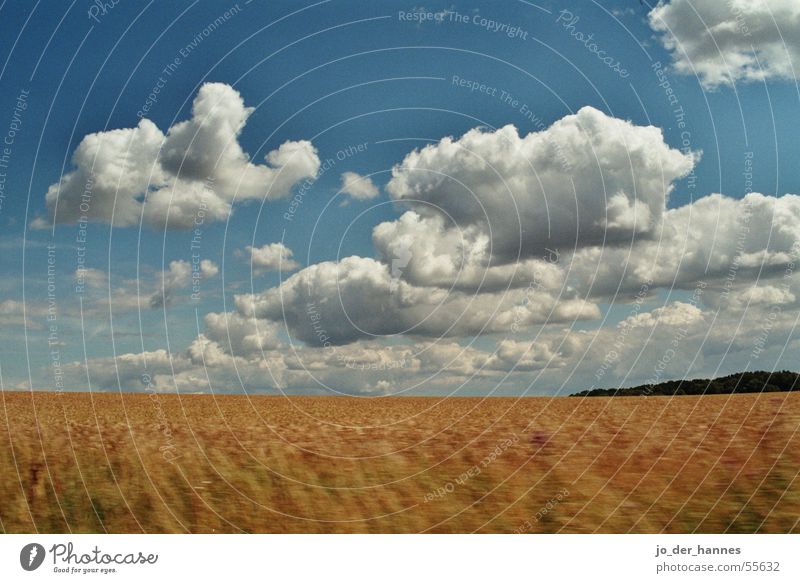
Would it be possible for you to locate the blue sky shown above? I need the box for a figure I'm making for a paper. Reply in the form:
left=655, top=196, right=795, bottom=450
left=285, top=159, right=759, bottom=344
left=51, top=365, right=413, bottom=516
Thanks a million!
left=1, top=0, right=799, bottom=395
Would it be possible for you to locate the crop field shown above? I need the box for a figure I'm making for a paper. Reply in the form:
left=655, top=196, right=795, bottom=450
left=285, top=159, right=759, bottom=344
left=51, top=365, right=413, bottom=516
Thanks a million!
left=1, top=391, right=798, bottom=533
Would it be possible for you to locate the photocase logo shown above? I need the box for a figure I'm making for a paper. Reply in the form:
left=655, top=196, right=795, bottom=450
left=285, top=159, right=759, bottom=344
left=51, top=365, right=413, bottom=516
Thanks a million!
left=20, top=543, right=46, bottom=571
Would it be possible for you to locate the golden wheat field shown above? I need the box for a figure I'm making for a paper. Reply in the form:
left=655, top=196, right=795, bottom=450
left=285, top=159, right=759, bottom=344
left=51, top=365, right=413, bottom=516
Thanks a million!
left=0, top=391, right=798, bottom=533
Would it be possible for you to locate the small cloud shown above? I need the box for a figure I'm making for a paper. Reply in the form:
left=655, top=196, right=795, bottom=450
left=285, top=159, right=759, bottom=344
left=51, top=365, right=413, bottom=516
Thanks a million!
left=241, top=242, right=300, bottom=273
left=29, top=217, right=50, bottom=230
left=611, top=7, right=636, bottom=18
left=339, top=171, right=379, bottom=204
left=149, top=259, right=219, bottom=308
left=0, top=299, right=49, bottom=330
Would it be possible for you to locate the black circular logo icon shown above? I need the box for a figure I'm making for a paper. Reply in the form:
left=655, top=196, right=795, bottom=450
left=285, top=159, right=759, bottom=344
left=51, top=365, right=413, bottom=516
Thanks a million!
left=20, top=543, right=46, bottom=571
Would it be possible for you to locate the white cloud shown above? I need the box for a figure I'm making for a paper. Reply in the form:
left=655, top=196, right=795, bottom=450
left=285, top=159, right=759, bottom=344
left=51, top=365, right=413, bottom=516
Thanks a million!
left=62, top=348, right=187, bottom=392
left=0, top=299, right=49, bottom=330
left=50, top=288, right=800, bottom=395
left=621, top=301, right=705, bottom=329
left=386, top=106, right=697, bottom=262
left=60, top=335, right=495, bottom=395
left=566, top=192, right=800, bottom=298
left=339, top=171, right=379, bottom=202
left=75, top=259, right=219, bottom=313
left=150, top=259, right=218, bottom=308
left=372, top=210, right=565, bottom=292
left=45, top=83, right=321, bottom=229
left=241, top=242, right=300, bottom=273
left=235, top=255, right=598, bottom=345
left=649, top=0, right=800, bottom=88
left=27, top=104, right=800, bottom=395
left=201, top=310, right=282, bottom=356
left=57, top=185, right=800, bottom=394
left=485, top=338, right=572, bottom=372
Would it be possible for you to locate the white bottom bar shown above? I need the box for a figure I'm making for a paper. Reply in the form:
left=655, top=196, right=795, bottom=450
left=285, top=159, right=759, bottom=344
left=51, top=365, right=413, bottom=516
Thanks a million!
left=1, top=534, right=797, bottom=581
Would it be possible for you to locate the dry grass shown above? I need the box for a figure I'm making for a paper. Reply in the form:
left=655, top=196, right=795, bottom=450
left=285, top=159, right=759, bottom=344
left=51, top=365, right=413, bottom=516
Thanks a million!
left=1, top=391, right=798, bottom=533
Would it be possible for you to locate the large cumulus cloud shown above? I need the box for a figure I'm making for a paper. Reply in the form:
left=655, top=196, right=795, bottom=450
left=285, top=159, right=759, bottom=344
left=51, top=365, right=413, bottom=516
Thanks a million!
left=45, top=83, right=320, bottom=229
left=234, top=255, right=598, bottom=345
left=372, top=210, right=565, bottom=292
left=385, top=106, right=696, bottom=262
left=567, top=192, right=800, bottom=298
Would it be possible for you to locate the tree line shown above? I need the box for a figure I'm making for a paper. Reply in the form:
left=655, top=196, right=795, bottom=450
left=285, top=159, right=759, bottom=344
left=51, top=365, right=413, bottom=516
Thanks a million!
left=570, top=370, right=800, bottom=397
